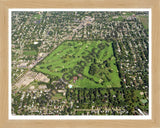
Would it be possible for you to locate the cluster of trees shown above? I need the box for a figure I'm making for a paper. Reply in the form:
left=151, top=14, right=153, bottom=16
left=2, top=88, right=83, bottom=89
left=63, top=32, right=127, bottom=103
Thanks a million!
left=65, top=87, right=148, bottom=115
left=88, top=63, right=97, bottom=75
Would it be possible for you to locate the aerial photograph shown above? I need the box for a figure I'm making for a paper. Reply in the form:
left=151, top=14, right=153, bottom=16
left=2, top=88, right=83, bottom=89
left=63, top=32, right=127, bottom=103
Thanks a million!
left=11, top=10, right=149, bottom=116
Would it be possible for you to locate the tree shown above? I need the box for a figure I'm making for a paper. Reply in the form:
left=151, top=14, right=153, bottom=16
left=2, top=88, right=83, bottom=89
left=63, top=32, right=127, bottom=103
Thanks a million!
left=88, top=63, right=97, bottom=75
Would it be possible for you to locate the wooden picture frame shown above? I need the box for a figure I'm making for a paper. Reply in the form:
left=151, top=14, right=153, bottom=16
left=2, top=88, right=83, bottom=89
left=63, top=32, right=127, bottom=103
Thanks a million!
left=0, top=0, right=160, bottom=127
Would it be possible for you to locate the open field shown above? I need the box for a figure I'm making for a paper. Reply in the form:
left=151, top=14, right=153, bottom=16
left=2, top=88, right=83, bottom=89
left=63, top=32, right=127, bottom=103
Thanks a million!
left=34, top=40, right=121, bottom=88
left=23, top=50, right=37, bottom=56
left=137, top=16, right=149, bottom=30
left=32, top=14, right=42, bottom=20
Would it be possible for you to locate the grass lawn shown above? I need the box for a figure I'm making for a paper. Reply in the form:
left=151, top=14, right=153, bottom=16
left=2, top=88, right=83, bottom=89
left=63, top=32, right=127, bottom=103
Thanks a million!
left=23, top=50, right=37, bottom=56
left=32, top=14, right=42, bottom=20
left=52, top=93, right=65, bottom=100
left=34, top=40, right=121, bottom=88
left=109, top=16, right=124, bottom=21
left=140, top=99, right=148, bottom=104
left=122, top=12, right=134, bottom=16
left=137, top=16, right=149, bottom=30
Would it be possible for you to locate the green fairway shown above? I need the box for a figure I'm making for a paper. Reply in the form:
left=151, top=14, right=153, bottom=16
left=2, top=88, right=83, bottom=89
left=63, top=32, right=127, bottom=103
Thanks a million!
left=34, top=40, right=121, bottom=88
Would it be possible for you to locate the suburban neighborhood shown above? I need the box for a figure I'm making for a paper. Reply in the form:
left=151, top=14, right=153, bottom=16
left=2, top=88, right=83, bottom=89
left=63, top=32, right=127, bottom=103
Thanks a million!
left=11, top=11, right=149, bottom=116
